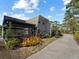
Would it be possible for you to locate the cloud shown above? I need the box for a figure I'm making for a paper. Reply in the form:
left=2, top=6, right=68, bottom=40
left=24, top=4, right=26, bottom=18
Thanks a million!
left=47, top=15, right=53, bottom=20
left=47, top=15, right=55, bottom=21
left=48, top=15, right=52, bottom=18
left=11, top=13, right=29, bottom=20
left=30, top=0, right=39, bottom=9
left=25, top=10, right=34, bottom=13
left=12, top=0, right=27, bottom=9
left=12, top=0, right=39, bottom=13
left=0, top=12, right=8, bottom=25
left=50, top=6, right=55, bottom=12
left=0, top=15, right=3, bottom=25
left=0, top=12, right=30, bottom=25
left=63, top=0, right=71, bottom=5
left=2, top=12, right=7, bottom=15
left=43, top=0, right=47, bottom=4
left=62, top=7, right=66, bottom=11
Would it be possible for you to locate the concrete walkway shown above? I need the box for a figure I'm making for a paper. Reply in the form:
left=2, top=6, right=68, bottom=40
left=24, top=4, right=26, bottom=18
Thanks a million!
left=27, top=34, right=79, bottom=59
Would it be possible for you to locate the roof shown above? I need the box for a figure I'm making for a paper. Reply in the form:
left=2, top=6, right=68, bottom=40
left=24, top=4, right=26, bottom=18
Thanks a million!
left=4, top=16, right=25, bottom=23
left=26, top=15, right=49, bottom=25
left=3, top=15, right=49, bottom=26
left=3, top=16, right=35, bottom=26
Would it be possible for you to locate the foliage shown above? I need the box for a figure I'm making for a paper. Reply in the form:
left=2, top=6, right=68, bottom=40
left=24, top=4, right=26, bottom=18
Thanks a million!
left=4, top=22, right=20, bottom=49
left=63, top=0, right=79, bottom=34
left=74, top=26, right=79, bottom=42
left=51, top=29, right=62, bottom=38
left=74, top=1, right=79, bottom=8
left=66, top=3, right=70, bottom=9
left=5, top=38, right=20, bottom=49
left=55, top=30, right=62, bottom=38
left=64, top=0, right=79, bottom=33
left=51, top=30, right=56, bottom=36
left=5, top=22, right=13, bottom=38
left=50, top=21, right=62, bottom=37
left=73, top=9, right=79, bottom=14
left=40, top=33, right=51, bottom=38
left=20, top=36, right=42, bottom=47
left=74, top=30, right=79, bottom=42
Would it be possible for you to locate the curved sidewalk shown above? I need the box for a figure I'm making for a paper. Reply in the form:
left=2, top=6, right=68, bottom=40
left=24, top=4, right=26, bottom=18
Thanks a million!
left=27, top=34, right=79, bottom=59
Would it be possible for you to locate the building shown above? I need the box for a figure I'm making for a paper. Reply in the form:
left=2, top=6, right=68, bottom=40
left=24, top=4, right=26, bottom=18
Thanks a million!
left=2, top=15, right=50, bottom=39
left=26, top=15, right=50, bottom=35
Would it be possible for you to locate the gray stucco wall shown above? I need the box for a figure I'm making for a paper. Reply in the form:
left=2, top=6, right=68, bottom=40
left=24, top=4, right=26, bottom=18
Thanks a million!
left=37, top=16, right=50, bottom=35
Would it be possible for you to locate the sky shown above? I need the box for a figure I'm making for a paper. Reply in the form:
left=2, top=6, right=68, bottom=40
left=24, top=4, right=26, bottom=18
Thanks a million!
left=0, top=0, right=71, bottom=25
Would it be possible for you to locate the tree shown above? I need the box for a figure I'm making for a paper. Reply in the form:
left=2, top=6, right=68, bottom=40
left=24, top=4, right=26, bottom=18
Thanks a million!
left=5, top=22, right=12, bottom=38
left=5, top=22, right=20, bottom=49
left=64, top=0, right=79, bottom=34
left=50, top=21, right=62, bottom=37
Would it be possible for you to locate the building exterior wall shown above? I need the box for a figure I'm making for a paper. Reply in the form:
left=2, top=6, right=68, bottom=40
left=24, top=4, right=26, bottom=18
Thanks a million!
left=3, top=16, right=36, bottom=39
left=26, top=16, right=39, bottom=26
left=3, top=15, right=50, bottom=38
left=26, top=15, right=50, bottom=36
left=37, top=16, right=50, bottom=35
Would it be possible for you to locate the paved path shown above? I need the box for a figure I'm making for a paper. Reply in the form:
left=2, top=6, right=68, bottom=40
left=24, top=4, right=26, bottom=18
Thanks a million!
left=27, top=34, right=79, bottom=59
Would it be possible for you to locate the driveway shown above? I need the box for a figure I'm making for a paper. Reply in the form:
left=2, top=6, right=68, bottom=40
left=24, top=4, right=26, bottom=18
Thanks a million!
left=27, top=34, right=79, bottom=59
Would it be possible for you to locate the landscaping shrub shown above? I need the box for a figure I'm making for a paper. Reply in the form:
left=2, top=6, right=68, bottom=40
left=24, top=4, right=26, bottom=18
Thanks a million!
left=40, top=33, right=51, bottom=38
left=74, top=31, right=79, bottom=42
left=55, top=30, right=62, bottom=38
left=20, top=36, right=42, bottom=47
left=51, top=30, right=56, bottom=36
left=5, top=38, right=20, bottom=49
left=51, top=30, right=62, bottom=38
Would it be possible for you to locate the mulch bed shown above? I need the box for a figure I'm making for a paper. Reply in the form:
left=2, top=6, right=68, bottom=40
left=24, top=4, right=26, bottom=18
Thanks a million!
left=0, top=46, right=5, bottom=50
